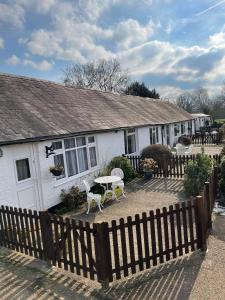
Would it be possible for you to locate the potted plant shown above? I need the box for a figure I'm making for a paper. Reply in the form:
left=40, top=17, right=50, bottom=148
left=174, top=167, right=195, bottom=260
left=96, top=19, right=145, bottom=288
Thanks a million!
left=141, top=158, right=157, bottom=179
left=49, top=164, right=64, bottom=176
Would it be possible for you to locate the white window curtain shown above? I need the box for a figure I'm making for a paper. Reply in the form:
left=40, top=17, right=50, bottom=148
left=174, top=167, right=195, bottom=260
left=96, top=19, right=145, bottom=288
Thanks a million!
left=66, top=150, right=78, bottom=177
left=77, top=148, right=88, bottom=172
left=89, top=146, right=97, bottom=167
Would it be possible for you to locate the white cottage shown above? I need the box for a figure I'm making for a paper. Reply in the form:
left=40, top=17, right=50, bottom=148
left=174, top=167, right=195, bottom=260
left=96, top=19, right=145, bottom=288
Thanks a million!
left=0, top=73, right=195, bottom=210
left=191, top=113, right=212, bottom=132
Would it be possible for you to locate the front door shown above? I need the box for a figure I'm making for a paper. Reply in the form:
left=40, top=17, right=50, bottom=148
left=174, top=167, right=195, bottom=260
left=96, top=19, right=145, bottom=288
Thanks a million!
left=11, top=145, right=39, bottom=210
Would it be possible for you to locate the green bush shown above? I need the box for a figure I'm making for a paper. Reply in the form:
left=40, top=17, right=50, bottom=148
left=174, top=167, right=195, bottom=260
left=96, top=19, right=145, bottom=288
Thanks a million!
left=60, top=186, right=84, bottom=210
left=178, top=135, right=192, bottom=146
left=107, top=156, right=137, bottom=182
left=141, top=144, right=172, bottom=173
left=220, top=144, right=225, bottom=157
left=184, top=153, right=213, bottom=196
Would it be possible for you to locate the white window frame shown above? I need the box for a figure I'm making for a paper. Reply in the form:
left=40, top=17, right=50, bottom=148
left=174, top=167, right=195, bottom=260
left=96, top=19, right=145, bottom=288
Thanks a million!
left=124, top=128, right=137, bottom=154
left=52, top=135, right=98, bottom=181
left=149, top=126, right=159, bottom=145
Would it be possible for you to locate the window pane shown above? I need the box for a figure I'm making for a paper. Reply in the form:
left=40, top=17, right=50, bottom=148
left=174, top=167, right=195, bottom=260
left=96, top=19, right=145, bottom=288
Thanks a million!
left=66, top=150, right=78, bottom=176
left=52, top=141, right=62, bottom=150
left=128, top=134, right=136, bottom=154
left=88, top=136, right=95, bottom=144
left=89, top=147, right=97, bottom=167
left=64, top=138, right=75, bottom=149
left=156, top=127, right=159, bottom=142
left=54, top=154, right=65, bottom=180
left=16, top=158, right=31, bottom=181
left=77, top=148, right=88, bottom=172
left=76, top=137, right=86, bottom=147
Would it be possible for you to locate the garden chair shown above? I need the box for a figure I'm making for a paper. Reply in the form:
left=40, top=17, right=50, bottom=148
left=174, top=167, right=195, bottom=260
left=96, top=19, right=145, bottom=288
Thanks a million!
left=111, top=168, right=126, bottom=197
left=82, top=180, right=103, bottom=214
left=184, top=144, right=193, bottom=155
left=175, top=143, right=186, bottom=156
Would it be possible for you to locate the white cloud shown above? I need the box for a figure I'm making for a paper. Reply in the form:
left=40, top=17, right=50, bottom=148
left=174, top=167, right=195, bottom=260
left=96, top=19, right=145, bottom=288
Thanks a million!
left=0, top=3, right=25, bottom=28
left=0, top=37, right=4, bottom=49
left=6, top=55, right=20, bottom=65
left=209, top=28, right=225, bottom=46
left=6, top=54, right=53, bottom=71
left=23, top=59, right=53, bottom=71
left=113, top=19, right=157, bottom=50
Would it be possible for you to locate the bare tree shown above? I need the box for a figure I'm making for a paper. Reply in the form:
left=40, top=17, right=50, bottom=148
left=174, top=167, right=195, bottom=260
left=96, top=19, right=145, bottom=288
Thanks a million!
left=176, top=87, right=212, bottom=114
left=176, top=92, right=193, bottom=112
left=63, top=58, right=129, bottom=93
left=192, top=87, right=211, bottom=114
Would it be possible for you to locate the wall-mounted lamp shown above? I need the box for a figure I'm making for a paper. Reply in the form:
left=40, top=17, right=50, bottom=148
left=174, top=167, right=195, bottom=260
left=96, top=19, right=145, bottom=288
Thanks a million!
left=45, top=144, right=55, bottom=158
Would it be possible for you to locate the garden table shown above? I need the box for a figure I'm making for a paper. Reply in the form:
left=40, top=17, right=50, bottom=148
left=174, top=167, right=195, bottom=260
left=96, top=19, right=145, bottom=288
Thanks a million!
left=94, top=176, right=121, bottom=201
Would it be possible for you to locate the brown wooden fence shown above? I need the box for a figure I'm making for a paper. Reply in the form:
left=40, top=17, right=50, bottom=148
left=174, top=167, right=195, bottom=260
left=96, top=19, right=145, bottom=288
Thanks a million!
left=0, top=167, right=219, bottom=286
left=188, top=133, right=223, bottom=144
left=125, top=154, right=221, bottom=177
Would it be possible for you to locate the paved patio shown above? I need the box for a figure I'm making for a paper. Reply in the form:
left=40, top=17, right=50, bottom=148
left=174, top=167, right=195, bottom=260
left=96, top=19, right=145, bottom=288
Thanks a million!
left=65, top=177, right=188, bottom=223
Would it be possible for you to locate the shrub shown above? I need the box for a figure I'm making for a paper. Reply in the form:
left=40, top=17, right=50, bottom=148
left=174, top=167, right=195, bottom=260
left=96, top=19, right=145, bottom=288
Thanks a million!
left=219, top=157, right=225, bottom=197
left=107, top=156, right=137, bottom=182
left=141, top=158, right=157, bottom=171
left=60, top=186, right=84, bottom=210
left=178, top=135, right=192, bottom=146
left=220, top=144, right=225, bottom=157
left=184, top=153, right=213, bottom=196
left=141, top=144, right=172, bottom=173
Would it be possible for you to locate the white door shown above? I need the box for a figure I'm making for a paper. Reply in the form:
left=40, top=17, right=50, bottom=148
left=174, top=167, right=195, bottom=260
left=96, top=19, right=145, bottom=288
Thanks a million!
left=11, top=145, right=39, bottom=211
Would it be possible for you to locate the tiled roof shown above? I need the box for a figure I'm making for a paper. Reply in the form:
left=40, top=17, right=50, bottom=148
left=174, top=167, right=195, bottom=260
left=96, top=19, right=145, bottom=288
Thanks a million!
left=0, top=73, right=193, bottom=145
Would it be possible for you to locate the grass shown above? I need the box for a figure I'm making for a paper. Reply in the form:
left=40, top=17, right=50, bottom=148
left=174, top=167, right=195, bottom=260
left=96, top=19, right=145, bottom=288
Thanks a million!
left=215, top=119, right=225, bottom=124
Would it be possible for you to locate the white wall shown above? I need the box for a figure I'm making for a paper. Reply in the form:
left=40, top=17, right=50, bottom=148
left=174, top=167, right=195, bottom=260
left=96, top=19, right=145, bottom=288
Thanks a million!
left=36, top=131, right=125, bottom=209
left=0, top=120, right=194, bottom=210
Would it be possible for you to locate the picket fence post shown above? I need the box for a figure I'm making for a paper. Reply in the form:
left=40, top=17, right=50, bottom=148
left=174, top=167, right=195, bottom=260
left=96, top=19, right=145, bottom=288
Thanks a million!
left=39, top=211, right=54, bottom=264
left=196, top=195, right=207, bottom=252
left=93, top=222, right=112, bottom=288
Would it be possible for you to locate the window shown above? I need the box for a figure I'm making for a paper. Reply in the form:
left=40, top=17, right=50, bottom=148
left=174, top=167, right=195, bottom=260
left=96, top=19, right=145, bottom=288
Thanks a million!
left=54, top=154, right=65, bottom=180
left=149, top=127, right=159, bottom=144
left=181, top=122, right=186, bottom=134
left=52, top=135, right=97, bottom=180
left=16, top=158, right=31, bottom=181
left=124, top=129, right=136, bottom=154
left=52, top=141, right=62, bottom=150
left=174, top=124, right=180, bottom=137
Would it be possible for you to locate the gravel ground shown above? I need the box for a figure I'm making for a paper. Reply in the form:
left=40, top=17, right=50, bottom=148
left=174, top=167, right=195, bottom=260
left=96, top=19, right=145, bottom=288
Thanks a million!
left=192, top=145, right=222, bottom=155
left=65, top=178, right=188, bottom=223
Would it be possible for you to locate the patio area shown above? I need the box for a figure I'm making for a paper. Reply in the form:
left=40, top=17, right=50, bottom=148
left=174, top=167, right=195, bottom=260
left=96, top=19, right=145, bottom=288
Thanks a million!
left=64, top=177, right=189, bottom=223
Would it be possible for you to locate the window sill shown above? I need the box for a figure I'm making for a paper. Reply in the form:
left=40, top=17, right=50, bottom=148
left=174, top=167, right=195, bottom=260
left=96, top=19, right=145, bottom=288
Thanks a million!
left=53, top=166, right=99, bottom=188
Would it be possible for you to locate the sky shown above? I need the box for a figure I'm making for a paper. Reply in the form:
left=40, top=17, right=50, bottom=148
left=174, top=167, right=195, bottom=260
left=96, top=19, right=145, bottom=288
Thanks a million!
left=1, top=0, right=225, bottom=99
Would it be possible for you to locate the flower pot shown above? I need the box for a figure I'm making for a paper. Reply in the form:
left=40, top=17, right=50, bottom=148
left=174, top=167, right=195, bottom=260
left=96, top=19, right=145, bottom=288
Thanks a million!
left=144, top=170, right=153, bottom=180
left=50, top=169, right=63, bottom=176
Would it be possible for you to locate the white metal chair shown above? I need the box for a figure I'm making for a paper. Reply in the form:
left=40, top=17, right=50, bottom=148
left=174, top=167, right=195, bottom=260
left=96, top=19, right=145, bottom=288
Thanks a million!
left=184, top=144, right=193, bottom=155
left=111, top=168, right=125, bottom=197
left=175, top=143, right=186, bottom=156
left=83, top=180, right=103, bottom=214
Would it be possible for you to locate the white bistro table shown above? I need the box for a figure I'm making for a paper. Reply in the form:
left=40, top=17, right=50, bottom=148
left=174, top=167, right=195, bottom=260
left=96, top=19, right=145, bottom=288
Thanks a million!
left=94, top=176, right=121, bottom=201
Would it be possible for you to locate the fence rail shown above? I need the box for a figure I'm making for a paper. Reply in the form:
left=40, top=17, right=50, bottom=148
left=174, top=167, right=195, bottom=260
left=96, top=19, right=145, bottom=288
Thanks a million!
left=125, top=154, right=221, bottom=178
left=0, top=166, right=219, bottom=286
left=188, top=133, right=223, bottom=144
